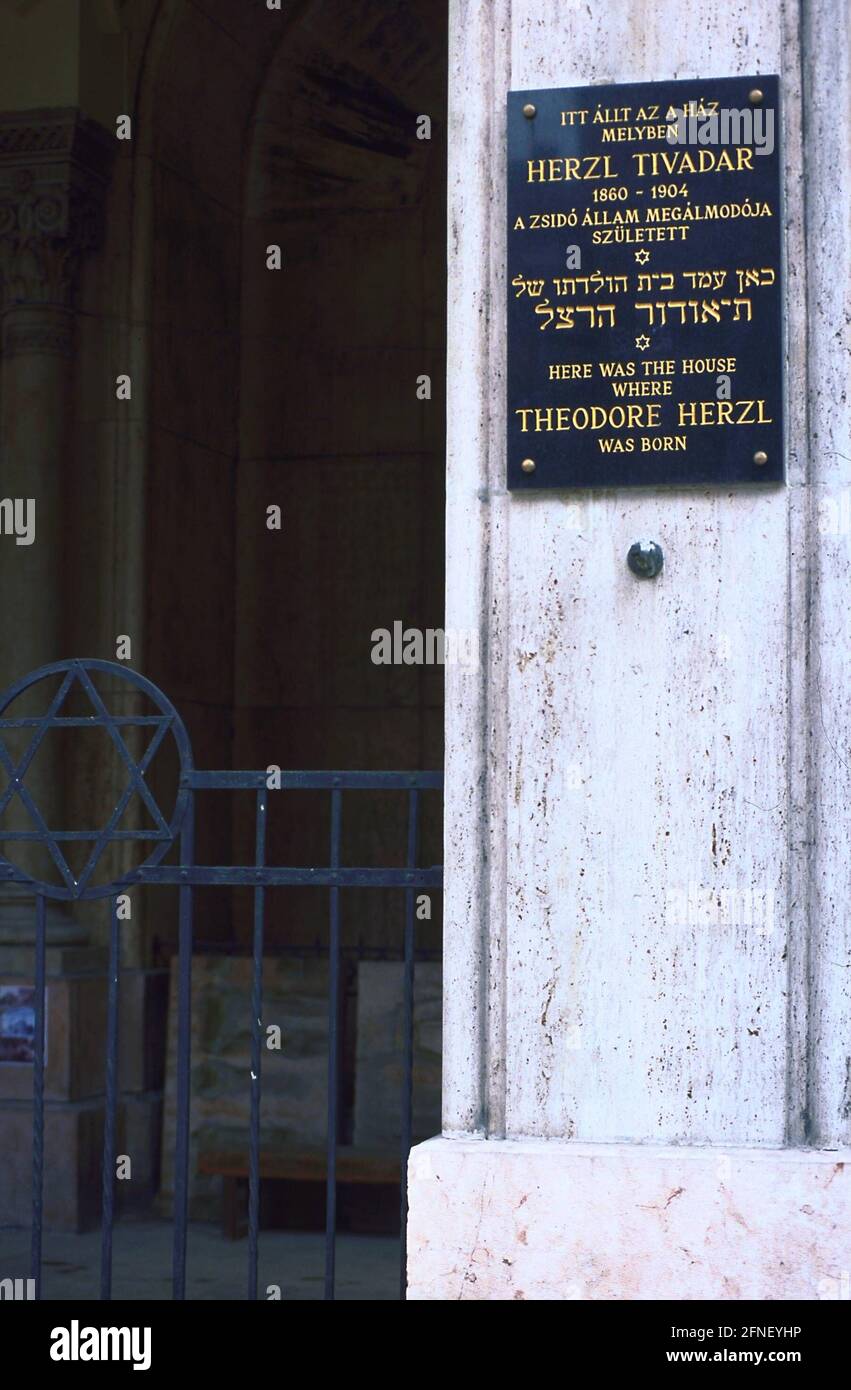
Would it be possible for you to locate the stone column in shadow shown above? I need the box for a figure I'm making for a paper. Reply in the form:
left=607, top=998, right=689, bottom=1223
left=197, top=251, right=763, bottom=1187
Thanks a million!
left=0, top=108, right=112, bottom=943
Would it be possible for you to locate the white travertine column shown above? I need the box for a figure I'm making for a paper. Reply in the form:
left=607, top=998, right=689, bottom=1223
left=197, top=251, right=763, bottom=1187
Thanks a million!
left=408, top=0, right=851, bottom=1299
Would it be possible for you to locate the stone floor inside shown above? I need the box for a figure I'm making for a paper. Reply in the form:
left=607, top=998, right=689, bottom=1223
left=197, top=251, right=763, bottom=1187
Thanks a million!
left=0, top=1219, right=400, bottom=1301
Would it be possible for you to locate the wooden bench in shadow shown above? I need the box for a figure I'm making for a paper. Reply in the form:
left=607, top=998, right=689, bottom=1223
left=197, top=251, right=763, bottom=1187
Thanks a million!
left=198, top=1145, right=401, bottom=1239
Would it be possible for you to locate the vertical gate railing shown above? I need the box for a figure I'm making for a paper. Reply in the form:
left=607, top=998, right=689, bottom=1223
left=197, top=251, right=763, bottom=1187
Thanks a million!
left=0, top=659, right=443, bottom=1301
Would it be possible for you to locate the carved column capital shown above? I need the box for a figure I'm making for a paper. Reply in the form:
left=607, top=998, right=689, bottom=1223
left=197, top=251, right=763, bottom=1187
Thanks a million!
left=0, top=108, right=114, bottom=321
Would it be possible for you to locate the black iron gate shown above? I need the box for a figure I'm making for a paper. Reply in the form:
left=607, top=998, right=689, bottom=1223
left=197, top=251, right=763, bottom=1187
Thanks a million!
left=0, top=659, right=443, bottom=1301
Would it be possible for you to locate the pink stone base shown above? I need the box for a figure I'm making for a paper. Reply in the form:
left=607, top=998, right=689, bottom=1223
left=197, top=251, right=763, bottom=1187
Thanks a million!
left=406, top=1137, right=851, bottom=1301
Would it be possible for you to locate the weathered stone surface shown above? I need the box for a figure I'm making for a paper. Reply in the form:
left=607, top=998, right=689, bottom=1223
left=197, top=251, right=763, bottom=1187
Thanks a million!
left=353, top=961, right=441, bottom=1147
left=441, top=0, right=849, bottom=1147
left=0, top=944, right=104, bottom=977
left=413, top=0, right=851, bottom=1300
left=0, top=1098, right=122, bottom=1232
left=159, top=956, right=330, bottom=1218
left=408, top=1137, right=851, bottom=1301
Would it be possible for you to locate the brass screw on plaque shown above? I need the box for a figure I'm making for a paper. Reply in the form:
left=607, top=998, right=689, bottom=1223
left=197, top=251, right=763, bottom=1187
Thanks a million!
left=521, top=458, right=536, bottom=473
left=753, top=450, right=768, bottom=466
left=749, top=88, right=764, bottom=105
left=522, top=103, right=536, bottom=119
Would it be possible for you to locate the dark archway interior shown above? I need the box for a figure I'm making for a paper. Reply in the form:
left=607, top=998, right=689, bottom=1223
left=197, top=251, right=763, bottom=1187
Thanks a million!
left=144, top=0, right=446, bottom=961
left=0, top=0, right=447, bottom=1279
left=135, top=0, right=447, bottom=1227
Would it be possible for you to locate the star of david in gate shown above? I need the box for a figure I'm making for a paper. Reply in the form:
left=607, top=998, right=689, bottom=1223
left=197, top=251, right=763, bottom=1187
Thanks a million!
left=0, top=659, right=190, bottom=901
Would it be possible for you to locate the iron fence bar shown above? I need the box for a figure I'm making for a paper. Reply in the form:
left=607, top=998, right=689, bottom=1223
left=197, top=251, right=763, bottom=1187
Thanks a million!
left=0, top=862, right=442, bottom=899
left=136, top=865, right=443, bottom=888
left=248, top=788, right=267, bottom=1301
left=0, top=716, right=168, bottom=728
left=324, top=787, right=342, bottom=1302
left=400, top=788, right=421, bottom=1300
left=77, top=717, right=172, bottom=897
left=0, top=653, right=446, bottom=1308
left=2, top=830, right=172, bottom=842
left=73, top=665, right=171, bottom=835
left=187, top=770, right=443, bottom=791
left=0, top=774, right=77, bottom=892
left=30, top=892, right=46, bottom=1300
left=172, top=797, right=195, bottom=1300
left=100, top=895, right=121, bottom=1299
left=193, top=941, right=441, bottom=959
left=0, top=666, right=75, bottom=818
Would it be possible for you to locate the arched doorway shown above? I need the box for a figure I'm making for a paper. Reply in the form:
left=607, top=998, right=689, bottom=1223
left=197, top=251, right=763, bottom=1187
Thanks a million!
left=0, top=0, right=449, bottom=1300
left=137, top=0, right=447, bottom=1288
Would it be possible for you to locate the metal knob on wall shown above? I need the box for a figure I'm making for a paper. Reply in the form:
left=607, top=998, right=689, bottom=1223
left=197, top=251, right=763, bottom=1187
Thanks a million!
left=627, top=541, right=664, bottom=579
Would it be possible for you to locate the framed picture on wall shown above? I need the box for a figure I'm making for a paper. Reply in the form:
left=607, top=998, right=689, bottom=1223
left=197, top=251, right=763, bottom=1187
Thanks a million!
left=0, top=985, right=46, bottom=1065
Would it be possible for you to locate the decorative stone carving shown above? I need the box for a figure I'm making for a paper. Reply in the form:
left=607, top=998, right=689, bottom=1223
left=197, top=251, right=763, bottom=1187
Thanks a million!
left=1, top=306, right=74, bottom=358
left=0, top=108, right=113, bottom=321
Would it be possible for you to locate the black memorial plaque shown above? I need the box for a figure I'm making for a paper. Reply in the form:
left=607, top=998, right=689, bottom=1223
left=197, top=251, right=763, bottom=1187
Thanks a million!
left=507, top=76, right=783, bottom=489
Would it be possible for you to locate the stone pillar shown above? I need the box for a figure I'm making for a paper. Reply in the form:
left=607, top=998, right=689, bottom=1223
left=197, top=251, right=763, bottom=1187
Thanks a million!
left=407, top=0, right=851, bottom=1299
left=0, top=111, right=114, bottom=1231
left=0, top=108, right=112, bottom=924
